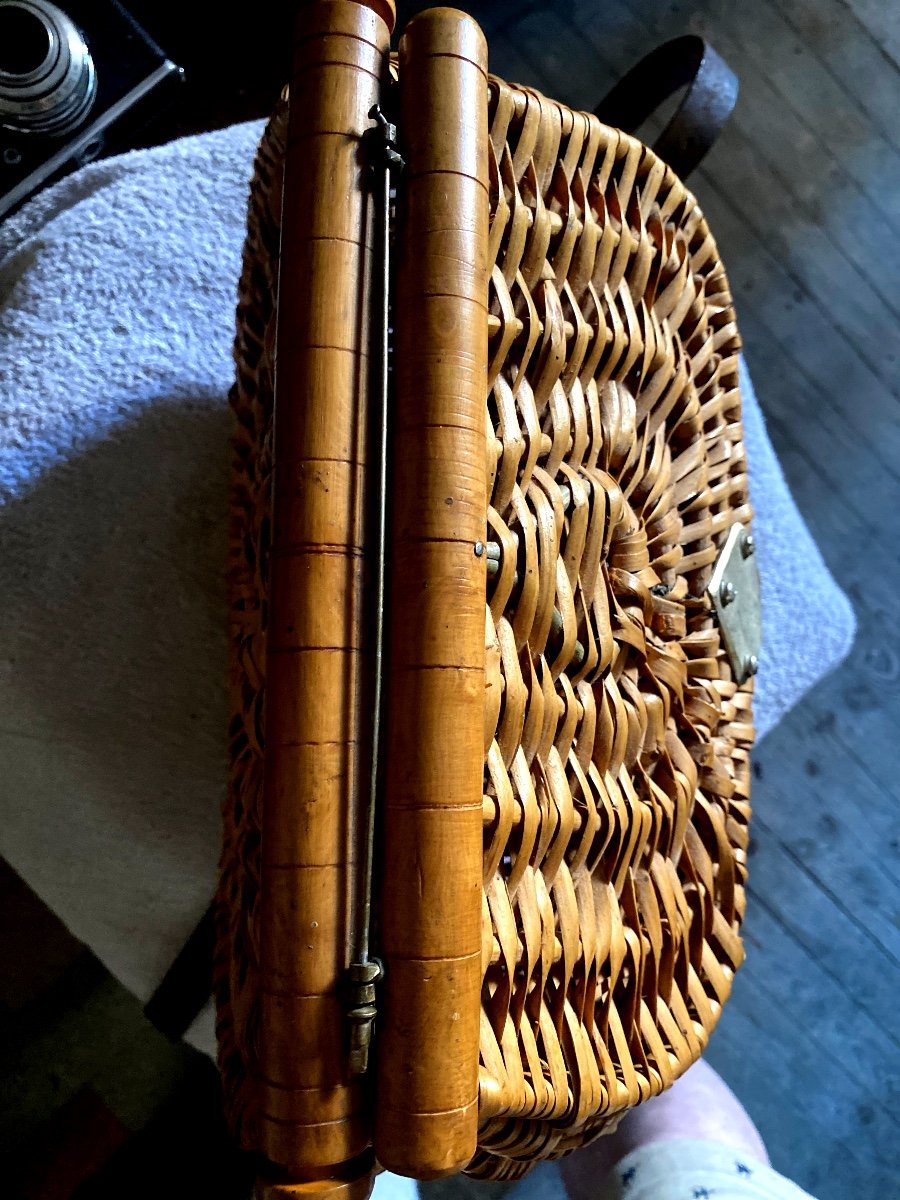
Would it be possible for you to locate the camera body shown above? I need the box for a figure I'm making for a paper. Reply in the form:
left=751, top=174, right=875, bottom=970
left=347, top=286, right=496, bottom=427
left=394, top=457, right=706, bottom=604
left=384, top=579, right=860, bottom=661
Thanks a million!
left=0, top=0, right=182, bottom=220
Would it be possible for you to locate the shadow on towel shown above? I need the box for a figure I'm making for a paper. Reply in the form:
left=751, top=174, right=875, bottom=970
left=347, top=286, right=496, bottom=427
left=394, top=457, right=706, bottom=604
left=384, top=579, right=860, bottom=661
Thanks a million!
left=0, top=400, right=230, bottom=998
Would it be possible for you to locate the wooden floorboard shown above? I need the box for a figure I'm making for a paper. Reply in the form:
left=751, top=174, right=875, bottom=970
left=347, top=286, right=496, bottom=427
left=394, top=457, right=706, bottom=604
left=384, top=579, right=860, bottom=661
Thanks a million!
left=784, top=0, right=900, bottom=143
left=839, top=0, right=900, bottom=72
left=710, top=0, right=900, bottom=218
left=740, top=897, right=900, bottom=1107
left=474, top=2, right=900, bottom=1196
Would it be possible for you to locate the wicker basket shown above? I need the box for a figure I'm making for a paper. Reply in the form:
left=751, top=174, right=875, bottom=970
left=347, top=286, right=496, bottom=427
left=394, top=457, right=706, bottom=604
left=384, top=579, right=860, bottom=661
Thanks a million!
left=215, top=4, right=755, bottom=1196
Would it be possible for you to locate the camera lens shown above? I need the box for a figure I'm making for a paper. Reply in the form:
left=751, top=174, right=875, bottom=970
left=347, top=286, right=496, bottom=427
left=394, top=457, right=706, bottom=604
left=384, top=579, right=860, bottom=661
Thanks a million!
left=0, top=1, right=97, bottom=137
left=0, top=7, right=51, bottom=75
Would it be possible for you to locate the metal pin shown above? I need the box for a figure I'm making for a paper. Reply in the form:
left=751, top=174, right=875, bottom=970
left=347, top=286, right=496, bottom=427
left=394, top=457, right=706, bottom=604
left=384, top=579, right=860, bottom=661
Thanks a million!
left=720, top=580, right=737, bottom=606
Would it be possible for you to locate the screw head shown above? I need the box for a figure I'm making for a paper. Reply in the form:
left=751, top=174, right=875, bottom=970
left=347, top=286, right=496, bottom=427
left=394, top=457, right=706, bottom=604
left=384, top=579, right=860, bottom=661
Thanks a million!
left=742, top=533, right=756, bottom=558
left=720, top=580, right=737, bottom=606
left=746, top=654, right=759, bottom=677
left=474, top=541, right=485, bottom=557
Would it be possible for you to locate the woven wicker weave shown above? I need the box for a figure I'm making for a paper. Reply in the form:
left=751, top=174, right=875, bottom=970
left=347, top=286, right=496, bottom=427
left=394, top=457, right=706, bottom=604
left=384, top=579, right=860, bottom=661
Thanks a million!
left=216, top=5, right=753, bottom=1191
left=475, top=73, right=754, bottom=1163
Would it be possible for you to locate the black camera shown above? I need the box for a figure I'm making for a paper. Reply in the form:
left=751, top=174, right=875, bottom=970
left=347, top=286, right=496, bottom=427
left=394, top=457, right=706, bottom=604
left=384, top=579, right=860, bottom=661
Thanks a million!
left=0, top=0, right=182, bottom=220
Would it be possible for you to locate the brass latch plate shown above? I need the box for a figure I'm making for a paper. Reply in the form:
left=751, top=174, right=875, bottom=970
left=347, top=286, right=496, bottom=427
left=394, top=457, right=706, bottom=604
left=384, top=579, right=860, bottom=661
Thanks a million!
left=708, top=523, right=762, bottom=686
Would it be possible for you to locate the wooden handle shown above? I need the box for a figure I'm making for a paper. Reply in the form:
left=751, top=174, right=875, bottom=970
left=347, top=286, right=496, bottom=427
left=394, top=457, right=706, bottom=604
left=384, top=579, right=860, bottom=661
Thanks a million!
left=258, top=1, right=393, bottom=1194
left=374, top=7, right=490, bottom=1180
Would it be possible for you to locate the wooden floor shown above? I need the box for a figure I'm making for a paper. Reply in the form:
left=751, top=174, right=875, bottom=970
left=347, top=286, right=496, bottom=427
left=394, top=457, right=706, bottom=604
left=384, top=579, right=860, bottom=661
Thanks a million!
left=2, top=2, right=899, bottom=1197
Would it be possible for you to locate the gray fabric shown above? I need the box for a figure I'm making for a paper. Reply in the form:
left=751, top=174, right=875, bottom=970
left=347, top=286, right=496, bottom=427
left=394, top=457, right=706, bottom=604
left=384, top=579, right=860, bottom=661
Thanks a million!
left=737, top=356, right=855, bottom=732
left=0, top=121, right=855, bottom=1054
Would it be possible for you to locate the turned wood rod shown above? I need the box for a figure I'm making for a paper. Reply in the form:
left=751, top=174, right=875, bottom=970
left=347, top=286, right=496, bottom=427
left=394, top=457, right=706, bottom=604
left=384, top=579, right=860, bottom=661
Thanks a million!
left=375, top=7, right=490, bottom=1181
left=257, top=3, right=395, bottom=1198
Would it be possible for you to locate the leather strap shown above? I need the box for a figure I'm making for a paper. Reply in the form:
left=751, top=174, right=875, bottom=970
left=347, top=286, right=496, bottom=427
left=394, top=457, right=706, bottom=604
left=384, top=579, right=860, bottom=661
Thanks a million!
left=594, top=35, right=738, bottom=180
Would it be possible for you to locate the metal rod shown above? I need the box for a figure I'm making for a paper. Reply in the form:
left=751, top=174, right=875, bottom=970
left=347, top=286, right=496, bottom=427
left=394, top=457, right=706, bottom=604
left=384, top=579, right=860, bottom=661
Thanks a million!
left=346, top=104, right=403, bottom=1076
left=357, top=105, right=396, bottom=968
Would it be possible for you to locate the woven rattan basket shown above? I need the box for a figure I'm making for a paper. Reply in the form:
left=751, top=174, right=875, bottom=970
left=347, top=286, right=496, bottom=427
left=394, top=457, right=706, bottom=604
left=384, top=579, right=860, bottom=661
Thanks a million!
left=215, top=4, right=757, bottom=1196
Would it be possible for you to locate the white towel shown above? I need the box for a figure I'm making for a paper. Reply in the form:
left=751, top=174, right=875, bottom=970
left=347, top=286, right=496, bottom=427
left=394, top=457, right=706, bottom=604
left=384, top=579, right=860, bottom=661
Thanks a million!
left=0, top=121, right=855, bottom=1063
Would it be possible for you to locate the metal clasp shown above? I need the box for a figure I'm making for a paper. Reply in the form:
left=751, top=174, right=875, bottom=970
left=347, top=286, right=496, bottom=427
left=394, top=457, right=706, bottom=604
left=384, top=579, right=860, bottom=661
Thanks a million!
left=346, top=958, right=384, bottom=1076
left=365, top=104, right=404, bottom=174
left=708, top=523, right=762, bottom=685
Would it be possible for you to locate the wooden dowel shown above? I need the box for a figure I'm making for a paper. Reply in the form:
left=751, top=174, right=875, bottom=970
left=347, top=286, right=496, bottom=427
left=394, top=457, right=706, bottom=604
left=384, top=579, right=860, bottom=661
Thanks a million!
left=375, top=8, right=490, bottom=1180
left=258, top=2, right=395, bottom=1197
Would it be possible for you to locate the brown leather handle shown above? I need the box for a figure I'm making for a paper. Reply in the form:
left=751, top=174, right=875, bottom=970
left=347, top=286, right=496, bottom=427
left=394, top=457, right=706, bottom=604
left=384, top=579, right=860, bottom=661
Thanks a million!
left=594, top=35, right=738, bottom=179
